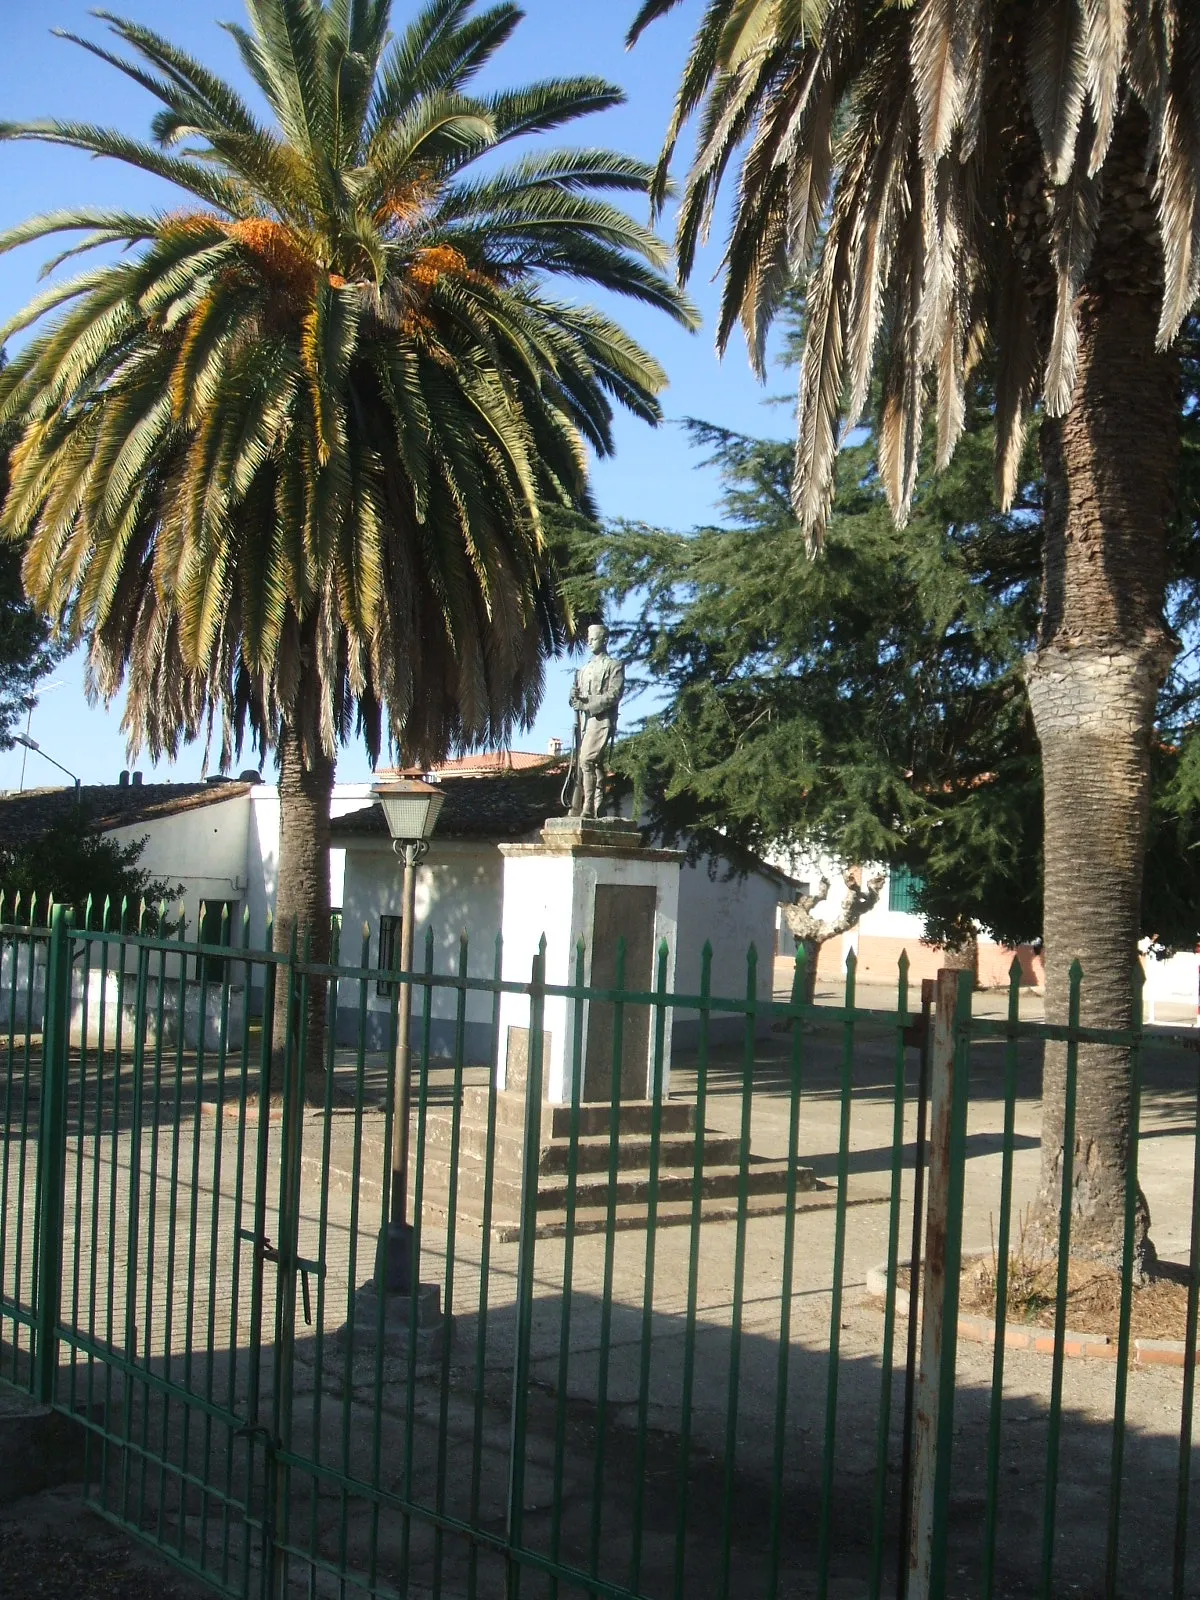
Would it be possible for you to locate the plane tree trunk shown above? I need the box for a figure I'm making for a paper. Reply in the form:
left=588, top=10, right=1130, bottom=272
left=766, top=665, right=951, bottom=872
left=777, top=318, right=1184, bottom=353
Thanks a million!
left=781, top=868, right=885, bottom=1004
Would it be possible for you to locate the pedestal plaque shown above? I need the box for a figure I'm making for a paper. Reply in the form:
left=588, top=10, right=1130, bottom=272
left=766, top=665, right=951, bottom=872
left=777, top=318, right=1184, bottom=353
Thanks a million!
left=583, top=883, right=657, bottom=1102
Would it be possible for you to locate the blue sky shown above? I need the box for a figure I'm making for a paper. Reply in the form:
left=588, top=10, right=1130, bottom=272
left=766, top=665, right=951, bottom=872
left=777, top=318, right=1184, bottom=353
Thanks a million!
left=0, top=0, right=791, bottom=789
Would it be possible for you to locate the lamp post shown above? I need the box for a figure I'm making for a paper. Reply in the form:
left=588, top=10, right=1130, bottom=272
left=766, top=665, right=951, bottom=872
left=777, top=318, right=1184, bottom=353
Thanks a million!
left=14, top=734, right=82, bottom=802
left=372, top=776, right=445, bottom=1294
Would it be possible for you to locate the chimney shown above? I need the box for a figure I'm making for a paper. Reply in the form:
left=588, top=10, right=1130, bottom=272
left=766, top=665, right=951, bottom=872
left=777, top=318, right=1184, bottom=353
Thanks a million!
left=131, top=771, right=143, bottom=787
left=547, top=736, right=563, bottom=757
left=118, top=770, right=129, bottom=787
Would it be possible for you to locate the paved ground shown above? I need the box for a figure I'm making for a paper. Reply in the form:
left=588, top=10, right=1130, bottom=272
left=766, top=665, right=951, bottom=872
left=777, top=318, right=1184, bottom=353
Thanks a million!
left=2, top=970, right=1199, bottom=1598
left=0, top=1487, right=213, bottom=1600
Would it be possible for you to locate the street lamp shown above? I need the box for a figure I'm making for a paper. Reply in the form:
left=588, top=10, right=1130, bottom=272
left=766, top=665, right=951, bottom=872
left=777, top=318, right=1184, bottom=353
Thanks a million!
left=372, top=776, right=445, bottom=1293
left=14, top=734, right=82, bottom=802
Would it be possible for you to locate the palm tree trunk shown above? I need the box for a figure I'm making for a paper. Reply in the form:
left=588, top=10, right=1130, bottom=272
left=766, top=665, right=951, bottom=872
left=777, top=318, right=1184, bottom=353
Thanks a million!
left=1025, top=231, right=1180, bottom=1267
left=271, top=719, right=335, bottom=1102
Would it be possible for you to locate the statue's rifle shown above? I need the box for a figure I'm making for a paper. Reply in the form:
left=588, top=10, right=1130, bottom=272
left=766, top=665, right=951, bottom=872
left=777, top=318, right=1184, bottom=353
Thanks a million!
left=560, top=670, right=582, bottom=811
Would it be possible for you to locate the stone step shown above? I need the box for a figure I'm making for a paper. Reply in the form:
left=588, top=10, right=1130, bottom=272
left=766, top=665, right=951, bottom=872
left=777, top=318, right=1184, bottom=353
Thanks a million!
left=460, top=1087, right=696, bottom=1139
left=312, top=1145, right=812, bottom=1215
left=420, top=1182, right=851, bottom=1243
left=417, top=1112, right=742, bottom=1175
left=474, top=1157, right=814, bottom=1215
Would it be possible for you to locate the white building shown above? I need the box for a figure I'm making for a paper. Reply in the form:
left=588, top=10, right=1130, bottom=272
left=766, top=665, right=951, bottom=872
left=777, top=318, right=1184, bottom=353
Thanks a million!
left=774, top=848, right=1200, bottom=1010
left=0, top=760, right=793, bottom=1059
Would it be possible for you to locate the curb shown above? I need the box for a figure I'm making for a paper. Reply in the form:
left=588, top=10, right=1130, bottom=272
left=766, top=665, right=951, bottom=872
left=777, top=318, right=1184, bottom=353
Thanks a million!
left=865, top=1262, right=1193, bottom=1370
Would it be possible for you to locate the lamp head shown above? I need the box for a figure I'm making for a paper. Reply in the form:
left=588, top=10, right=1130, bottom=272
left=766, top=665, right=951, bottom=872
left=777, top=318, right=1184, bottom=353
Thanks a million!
left=371, top=776, right=445, bottom=843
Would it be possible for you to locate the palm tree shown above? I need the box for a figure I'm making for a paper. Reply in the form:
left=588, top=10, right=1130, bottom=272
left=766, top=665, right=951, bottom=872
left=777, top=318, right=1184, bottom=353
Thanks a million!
left=0, top=0, right=693, bottom=1072
left=631, top=0, right=1200, bottom=1266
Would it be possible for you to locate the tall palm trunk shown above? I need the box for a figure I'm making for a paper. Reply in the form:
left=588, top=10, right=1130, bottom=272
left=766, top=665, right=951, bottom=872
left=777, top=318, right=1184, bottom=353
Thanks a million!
left=1025, top=145, right=1180, bottom=1266
left=272, top=719, right=335, bottom=1100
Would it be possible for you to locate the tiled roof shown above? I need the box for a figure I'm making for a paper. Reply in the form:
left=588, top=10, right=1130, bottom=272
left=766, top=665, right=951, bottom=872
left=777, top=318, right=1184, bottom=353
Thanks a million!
left=381, top=750, right=563, bottom=777
left=0, top=781, right=253, bottom=849
left=333, top=771, right=569, bottom=842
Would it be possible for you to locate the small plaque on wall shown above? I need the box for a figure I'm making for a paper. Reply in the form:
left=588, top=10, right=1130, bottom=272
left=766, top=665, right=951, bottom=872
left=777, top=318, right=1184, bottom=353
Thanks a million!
left=505, top=1024, right=553, bottom=1096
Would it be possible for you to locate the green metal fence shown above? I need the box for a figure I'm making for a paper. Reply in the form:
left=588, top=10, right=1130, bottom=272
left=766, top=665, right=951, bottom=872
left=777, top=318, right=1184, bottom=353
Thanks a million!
left=2, top=902, right=1199, bottom=1599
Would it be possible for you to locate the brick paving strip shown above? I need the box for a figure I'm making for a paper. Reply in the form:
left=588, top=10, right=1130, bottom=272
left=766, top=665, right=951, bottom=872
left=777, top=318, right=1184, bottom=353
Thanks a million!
left=865, top=1262, right=1195, bottom=1367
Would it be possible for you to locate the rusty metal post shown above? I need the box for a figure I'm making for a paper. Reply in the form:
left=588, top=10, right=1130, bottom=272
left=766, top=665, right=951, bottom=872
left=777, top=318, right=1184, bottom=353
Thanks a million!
left=908, top=967, right=972, bottom=1599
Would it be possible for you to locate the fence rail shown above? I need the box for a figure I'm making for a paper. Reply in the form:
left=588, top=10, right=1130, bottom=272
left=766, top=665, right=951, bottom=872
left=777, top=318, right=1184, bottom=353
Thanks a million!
left=1, top=906, right=1199, bottom=1600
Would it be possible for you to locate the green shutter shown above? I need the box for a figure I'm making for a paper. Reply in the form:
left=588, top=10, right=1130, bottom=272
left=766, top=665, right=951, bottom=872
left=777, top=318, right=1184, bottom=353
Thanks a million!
left=887, top=866, right=924, bottom=914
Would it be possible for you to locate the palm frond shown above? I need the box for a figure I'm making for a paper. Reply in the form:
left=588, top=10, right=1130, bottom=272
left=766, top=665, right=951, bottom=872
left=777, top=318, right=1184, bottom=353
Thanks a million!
left=1026, top=0, right=1089, bottom=183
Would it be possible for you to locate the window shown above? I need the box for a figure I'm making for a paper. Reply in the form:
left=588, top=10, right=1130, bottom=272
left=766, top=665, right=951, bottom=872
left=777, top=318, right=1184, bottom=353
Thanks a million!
left=378, top=914, right=402, bottom=996
left=197, top=898, right=238, bottom=981
left=887, top=866, right=924, bottom=915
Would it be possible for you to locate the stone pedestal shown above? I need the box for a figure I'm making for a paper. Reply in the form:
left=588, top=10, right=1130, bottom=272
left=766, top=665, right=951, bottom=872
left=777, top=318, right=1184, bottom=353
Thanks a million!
left=497, top=818, right=683, bottom=1105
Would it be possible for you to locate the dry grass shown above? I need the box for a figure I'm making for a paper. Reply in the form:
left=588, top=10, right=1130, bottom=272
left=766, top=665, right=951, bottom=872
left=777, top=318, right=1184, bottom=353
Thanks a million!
left=894, top=1209, right=1199, bottom=1341
left=962, top=1209, right=1197, bottom=1340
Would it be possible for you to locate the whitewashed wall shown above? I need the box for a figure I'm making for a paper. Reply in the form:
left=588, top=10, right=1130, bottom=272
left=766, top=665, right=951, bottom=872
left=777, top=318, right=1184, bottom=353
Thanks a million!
left=106, top=791, right=251, bottom=940
left=673, top=856, right=782, bottom=1043
left=337, top=836, right=503, bottom=1056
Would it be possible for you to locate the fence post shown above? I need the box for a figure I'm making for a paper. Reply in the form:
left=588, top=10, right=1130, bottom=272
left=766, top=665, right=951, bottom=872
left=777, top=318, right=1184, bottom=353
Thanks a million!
left=34, top=905, right=71, bottom=1404
left=506, top=935, right=546, bottom=1600
left=908, top=967, right=972, bottom=1599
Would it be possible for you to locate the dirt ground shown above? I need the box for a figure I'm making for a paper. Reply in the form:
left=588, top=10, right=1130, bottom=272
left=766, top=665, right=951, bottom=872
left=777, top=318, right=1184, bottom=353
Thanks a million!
left=0, top=1487, right=212, bottom=1600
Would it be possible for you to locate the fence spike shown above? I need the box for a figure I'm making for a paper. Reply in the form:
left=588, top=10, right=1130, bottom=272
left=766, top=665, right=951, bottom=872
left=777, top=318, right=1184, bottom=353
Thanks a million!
left=119, top=894, right=129, bottom=934
left=789, top=948, right=805, bottom=1007
left=100, top=893, right=110, bottom=933
left=746, top=942, right=758, bottom=1002
left=0, top=889, right=7, bottom=924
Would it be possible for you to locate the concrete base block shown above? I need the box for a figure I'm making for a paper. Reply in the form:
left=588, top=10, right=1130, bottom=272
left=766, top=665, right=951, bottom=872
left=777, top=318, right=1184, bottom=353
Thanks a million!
left=0, top=1389, right=91, bottom=1503
left=337, top=1282, right=453, bottom=1369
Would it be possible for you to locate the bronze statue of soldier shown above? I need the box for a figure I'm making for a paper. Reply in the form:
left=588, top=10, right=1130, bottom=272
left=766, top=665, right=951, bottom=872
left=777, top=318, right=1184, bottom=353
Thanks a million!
left=563, top=622, right=625, bottom=818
